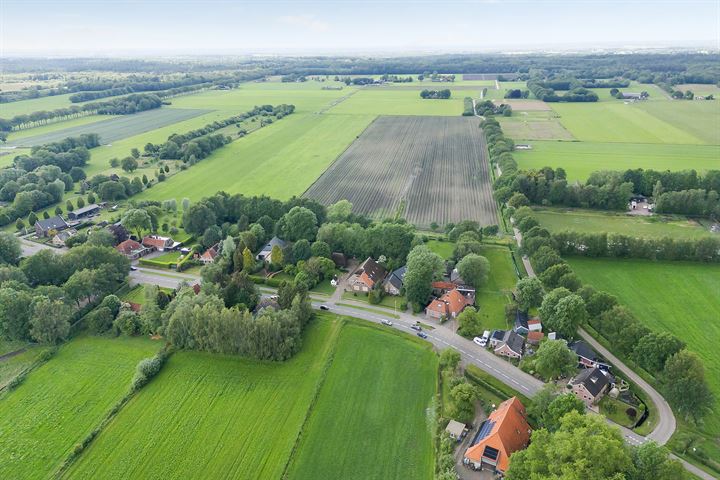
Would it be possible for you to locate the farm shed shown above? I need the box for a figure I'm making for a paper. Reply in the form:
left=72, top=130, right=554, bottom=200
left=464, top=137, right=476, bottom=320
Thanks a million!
left=67, top=204, right=101, bottom=221
left=445, top=420, right=467, bottom=441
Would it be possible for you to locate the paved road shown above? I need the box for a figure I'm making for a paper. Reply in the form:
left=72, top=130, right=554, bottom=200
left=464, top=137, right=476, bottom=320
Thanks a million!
left=19, top=237, right=57, bottom=257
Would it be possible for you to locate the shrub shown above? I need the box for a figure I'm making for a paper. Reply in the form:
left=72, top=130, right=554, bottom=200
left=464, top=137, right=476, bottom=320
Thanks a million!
left=626, top=407, right=637, bottom=418
left=130, top=350, right=169, bottom=392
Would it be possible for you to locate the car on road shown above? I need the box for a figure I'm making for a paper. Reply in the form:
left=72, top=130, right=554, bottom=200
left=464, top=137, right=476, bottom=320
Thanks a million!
left=416, top=331, right=428, bottom=339
left=130, top=266, right=138, bottom=271
left=473, top=336, right=484, bottom=346
left=410, top=324, right=422, bottom=331
left=319, top=305, right=330, bottom=310
left=381, top=319, right=393, bottom=326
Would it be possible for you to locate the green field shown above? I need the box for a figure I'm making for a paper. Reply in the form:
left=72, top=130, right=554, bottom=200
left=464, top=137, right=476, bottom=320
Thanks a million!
left=287, top=322, right=436, bottom=480
left=426, top=239, right=455, bottom=259
left=6, top=115, right=112, bottom=142
left=0, top=336, right=159, bottom=479
left=65, top=315, right=437, bottom=479
left=568, top=258, right=720, bottom=437
left=6, top=108, right=211, bottom=148
left=639, top=101, right=720, bottom=145
left=476, top=245, right=519, bottom=330
left=0, top=344, right=49, bottom=390
left=533, top=208, right=714, bottom=239
left=135, top=112, right=374, bottom=201
left=513, top=141, right=720, bottom=181
left=0, top=93, right=76, bottom=117
left=329, top=89, right=464, bottom=116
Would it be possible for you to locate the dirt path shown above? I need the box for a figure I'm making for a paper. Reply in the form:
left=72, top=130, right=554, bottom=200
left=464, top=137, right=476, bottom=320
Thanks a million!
left=0, top=347, right=27, bottom=362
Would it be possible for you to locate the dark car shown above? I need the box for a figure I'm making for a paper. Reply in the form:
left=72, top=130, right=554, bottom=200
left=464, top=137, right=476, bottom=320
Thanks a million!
left=410, top=324, right=422, bottom=331
left=319, top=305, right=330, bottom=311
left=417, top=331, right=428, bottom=339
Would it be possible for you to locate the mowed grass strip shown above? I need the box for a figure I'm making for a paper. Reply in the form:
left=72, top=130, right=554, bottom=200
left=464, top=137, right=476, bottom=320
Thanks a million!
left=287, top=321, right=437, bottom=480
left=65, top=319, right=342, bottom=480
left=476, top=245, right=518, bottom=331
left=568, top=258, right=720, bottom=436
left=135, top=112, right=374, bottom=202
left=513, top=141, right=720, bottom=181
left=533, top=208, right=714, bottom=239
left=6, top=108, right=212, bottom=148
left=0, top=336, right=159, bottom=479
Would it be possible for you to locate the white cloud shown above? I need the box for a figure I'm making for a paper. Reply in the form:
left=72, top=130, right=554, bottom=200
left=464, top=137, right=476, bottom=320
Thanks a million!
left=278, top=14, right=329, bottom=33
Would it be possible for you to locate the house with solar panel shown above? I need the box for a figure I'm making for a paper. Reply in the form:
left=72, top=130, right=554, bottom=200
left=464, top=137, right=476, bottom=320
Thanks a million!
left=463, top=397, right=531, bottom=475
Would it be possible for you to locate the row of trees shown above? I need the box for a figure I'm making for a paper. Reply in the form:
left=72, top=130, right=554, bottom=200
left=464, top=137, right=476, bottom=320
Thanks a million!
left=475, top=99, right=512, bottom=117
left=526, top=80, right=599, bottom=102
left=420, top=89, right=451, bottom=99
left=67, top=77, right=212, bottom=102
left=503, top=89, right=529, bottom=99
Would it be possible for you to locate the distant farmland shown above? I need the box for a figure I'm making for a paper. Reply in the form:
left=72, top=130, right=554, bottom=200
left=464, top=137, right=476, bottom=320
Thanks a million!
left=5, top=108, right=211, bottom=147
left=305, top=115, right=498, bottom=228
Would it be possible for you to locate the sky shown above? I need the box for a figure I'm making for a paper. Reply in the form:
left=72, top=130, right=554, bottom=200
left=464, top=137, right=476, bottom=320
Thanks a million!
left=1, top=0, right=719, bottom=56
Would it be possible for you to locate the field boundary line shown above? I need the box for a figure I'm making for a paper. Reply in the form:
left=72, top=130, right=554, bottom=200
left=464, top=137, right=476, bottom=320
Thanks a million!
left=280, top=318, right=343, bottom=479
left=300, top=115, right=380, bottom=197
left=0, top=346, right=56, bottom=396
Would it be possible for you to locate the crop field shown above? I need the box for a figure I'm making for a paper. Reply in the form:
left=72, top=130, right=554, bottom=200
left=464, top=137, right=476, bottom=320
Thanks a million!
left=6, top=115, right=113, bottom=142
left=328, top=89, right=465, bottom=116
left=0, top=336, right=158, bottom=479
left=6, top=108, right=212, bottom=148
left=287, top=322, right=436, bottom=480
left=498, top=115, right=574, bottom=141
left=533, top=208, right=714, bottom=239
left=513, top=141, right=720, bottom=181
left=639, top=101, right=720, bottom=145
left=305, top=116, right=498, bottom=228
left=568, top=258, right=720, bottom=437
left=549, top=101, right=711, bottom=144
left=135, top=112, right=373, bottom=202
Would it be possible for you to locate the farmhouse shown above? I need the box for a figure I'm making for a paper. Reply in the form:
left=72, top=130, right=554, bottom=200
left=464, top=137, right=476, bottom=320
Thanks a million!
left=569, top=340, right=610, bottom=370
left=256, top=236, right=287, bottom=262
left=493, top=330, right=525, bottom=359
left=142, top=235, right=179, bottom=252
left=200, top=244, right=220, bottom=264
left=463, top=397, right=531, bottom=474
left=350, top=257, right=387, bottom=292
left=569, top=367, right=611, bottom=406
left=51, top=229, right=77, bottom=247
left=35, top=215, right=69, bottom=237
left=425, top=288, right=472, bottom=319
left=116, top=239, right=150, bottom=260
left=384, top=265, right=407, bottom=295
left=67, top=204, right=101, bottom=221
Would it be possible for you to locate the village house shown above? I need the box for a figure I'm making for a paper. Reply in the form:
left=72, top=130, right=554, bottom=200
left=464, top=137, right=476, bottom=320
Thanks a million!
left=200, top=244, right=220, bottom=265
left=383, top=265, right=407, bottom=295
left=67, top=203, right=101, bottom=221
left=494, top=330, right=525, bottom=359
left=526, top=331, right=545, bottom=345
left=569, top=367, right=611, bottom=406
left=116, top=239, right=151, bottom=260
left=51, top=229, right=77, bottom=247
left=35, top=215, right=69, bottom=238
left=142, top=235, right=179, bottom=252
left=256, top=236, right=287, bottom=262
left=527, top=318, right=542, bottom=332
left=569, top=340, right=610, bottom=370
left=488, top=329, right=506, bottom=348
left=350, top=257, right=387, bottom=292
left=463, top=397, right=531, bottom=474
left=425, top=288, right=472, bottom=319
left=253, top=297, right=280, bottom=316
left=513, top=310, right=530, bottom=335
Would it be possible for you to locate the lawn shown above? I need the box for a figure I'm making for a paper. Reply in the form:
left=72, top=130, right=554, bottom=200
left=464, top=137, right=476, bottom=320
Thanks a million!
left=139, top=251, right=184, bottom=268
left=65, top=319, right=341, bottom=479
left=533, top=208, right=714, bottom=239
left=568, top=257, right=720, bottom=437
left=135, top=112, right=374, bottom=202
left=0, top=336, right=159, bottom=479
left=287, top=321, right=436, bottom=480
left=475, top=245, right=519, bottom=331
left=328, top=88, right=465, bottom=116
left=427, top=239, right=455, bottom=259
left=513, top=141, right=720, bottom=181
left=0, top=345, right=50, bottom=390
left=550, top=102, right=707, bottom=144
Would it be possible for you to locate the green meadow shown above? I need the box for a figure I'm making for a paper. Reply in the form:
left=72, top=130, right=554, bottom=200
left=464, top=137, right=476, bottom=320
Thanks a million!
left=328, top=88, right=464, bottom=116
left=569, top=258, right=720, bottom=437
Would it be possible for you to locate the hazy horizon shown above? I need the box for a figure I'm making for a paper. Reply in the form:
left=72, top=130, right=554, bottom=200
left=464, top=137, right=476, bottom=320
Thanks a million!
left=1, top=0, right=718, bottom=56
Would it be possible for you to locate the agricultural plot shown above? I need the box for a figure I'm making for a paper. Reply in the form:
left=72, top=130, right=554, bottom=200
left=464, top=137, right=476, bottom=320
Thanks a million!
left=5, top=108, right=211, bottom=148
left=0, top=93, right=75, bottom=118
left=6, top=115, right=113, bottom=142
left=0, top=336, right=158, bottom=479
left=533, top=208, right=714, bottom=239
left=287, top=322, right=436, bottom=480
left=475, top=245, right=519, bottom=331
left=513, top=141, right=720, bottom=181
left=568, top=258, right=720, bottom=437
left=498, top=115, right=574, bottom=141
left=328, top=89, right=464, bottom=116
left=305, top=116, right=498, bottom=228
left=639, top=100, right=720, bottom=145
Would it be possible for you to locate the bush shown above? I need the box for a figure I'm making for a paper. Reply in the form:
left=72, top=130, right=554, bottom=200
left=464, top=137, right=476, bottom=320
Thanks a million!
left=626, top=407, right=637, bottom=418
left=130, top=350, right=169, bottom=392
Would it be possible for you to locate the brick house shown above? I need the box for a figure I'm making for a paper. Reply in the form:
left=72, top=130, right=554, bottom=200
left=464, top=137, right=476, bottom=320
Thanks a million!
left=350, top=257, right=387, bottom=292
left=569, top=367, right=611, bottom=406
left=493, top=330, right=525, bottom=359
left=425, top=288, right=472, bottom=320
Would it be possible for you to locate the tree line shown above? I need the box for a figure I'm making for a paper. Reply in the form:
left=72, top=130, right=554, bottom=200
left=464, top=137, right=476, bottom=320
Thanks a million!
left=420, top=89, right=451, bottom=99
left=475, top=99, right=512, bottom=117
left=526, top=80, right=599, bottom=102
left=67, top=77, right=215, bottom=102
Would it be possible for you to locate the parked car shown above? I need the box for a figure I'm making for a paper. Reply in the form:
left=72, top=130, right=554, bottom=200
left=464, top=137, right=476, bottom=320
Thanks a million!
left=381, top=319, right=393, bottom=326
left=319, top=305, right=330, bottom=310
left=411, top=324, right=422, bottom=331
left=130, top=266, right=138, bottom=271
left=417, top=331, right=428, bottom=339
left=473, top=337, right=484, bottom=346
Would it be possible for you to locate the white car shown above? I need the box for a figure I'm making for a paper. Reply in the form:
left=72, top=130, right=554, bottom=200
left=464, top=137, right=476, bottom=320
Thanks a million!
left=473, top=337, right=484, bottom=346
left=381, top=319, right=393, bottom=326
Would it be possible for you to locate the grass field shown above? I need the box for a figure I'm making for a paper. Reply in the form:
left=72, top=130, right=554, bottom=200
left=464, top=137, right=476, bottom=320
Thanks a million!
left=674, top=84, right=720, bottom=97
left=426, top=239, right=455, bottom=259
left=0, top=93, right=76, bottom=117
left=0, top=336, right=159, bottom=479
left=513, top=141, right=720, bottom=181
left=328, top=89, right=464, bottom=116
left=287, top=322, right=436, bottom=480
left=305, top=115, right=498, bottom=227
left=0, top=345, right=49, bottom=390
left=568, top=258, right=720, bottom=437
left=533, top=208, right=714, bottom=239
left=135, top=112, right=373, bottom=202
left=5, top=115, right=113, bottom=142
left=550, top=102, right=709, bottom=144
left=475, top=245, right=518, bottom=331
left=498, top=114, right=574, bottom=140
left=639, top=101, right=720, bottom=145
left=5, top=108, right=212, bottom=148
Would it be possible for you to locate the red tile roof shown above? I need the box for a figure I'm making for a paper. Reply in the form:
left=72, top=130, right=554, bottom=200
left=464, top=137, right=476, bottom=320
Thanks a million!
left=426, top=288, right=471, bottom=317
left=116, top=239, right=142, bottom=255
left=465, top=397, right=531, bottom=472
left=431, top=281, right=456, bottom=290
left=527, top=331, right=544, bottom=343
left=142, top=235, right=172, bottom=249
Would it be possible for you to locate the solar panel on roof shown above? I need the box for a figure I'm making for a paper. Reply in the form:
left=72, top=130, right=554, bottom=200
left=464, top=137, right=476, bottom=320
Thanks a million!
left=470, top=420, right=495, bottom=446
left=483, top=446, right=500, bottom=461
